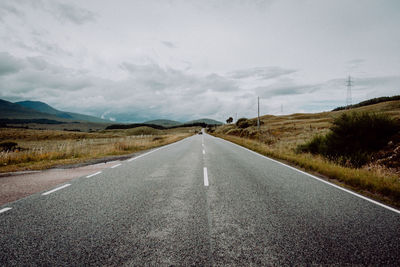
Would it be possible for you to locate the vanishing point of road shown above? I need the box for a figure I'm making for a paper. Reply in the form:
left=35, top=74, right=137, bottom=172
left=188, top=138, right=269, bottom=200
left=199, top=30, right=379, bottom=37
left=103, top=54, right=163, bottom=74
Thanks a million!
left=1, top=133, right=399, bottom=265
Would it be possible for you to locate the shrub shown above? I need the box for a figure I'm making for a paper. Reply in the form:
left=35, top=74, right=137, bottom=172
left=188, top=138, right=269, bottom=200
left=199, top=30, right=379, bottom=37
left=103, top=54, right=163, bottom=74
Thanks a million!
left=236, top=118, right=257, bottom=128
left=297, top=112, right=400, bottom=167
left=0, top=142, right=18, bottom=151
left=296, top=135, right=328, bottom=155
left=226, top=128, right=242, bottom=136
left=236, top=118, right=249, bottom=128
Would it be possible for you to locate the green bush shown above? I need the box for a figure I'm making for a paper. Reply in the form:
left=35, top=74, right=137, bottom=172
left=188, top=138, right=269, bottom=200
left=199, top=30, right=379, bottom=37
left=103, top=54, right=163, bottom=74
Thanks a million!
left=226, top=128, right=242, bottom=136
left=297, top=112, right=400, bottom=167
left=236, top=118, right=250, bottom=128
left=0, top=142, right=18, bottom=152
left=236, top=118, right=258, bottom=128
left=296, top=135, right=328, bottom=155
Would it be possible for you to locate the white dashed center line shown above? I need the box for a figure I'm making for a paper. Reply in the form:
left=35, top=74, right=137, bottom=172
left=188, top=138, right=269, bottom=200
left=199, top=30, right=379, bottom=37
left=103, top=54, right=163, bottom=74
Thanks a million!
left=0, top=207, right=12, bottom=214
left=203, top=167, right=209, bottom=186
left=203, top=149, right=205, bottom=155
left=86, top=171, right=102, bottom=178
left=42, top=184, right=71, bottom=196
left=111, top=163, right=122, bottom=169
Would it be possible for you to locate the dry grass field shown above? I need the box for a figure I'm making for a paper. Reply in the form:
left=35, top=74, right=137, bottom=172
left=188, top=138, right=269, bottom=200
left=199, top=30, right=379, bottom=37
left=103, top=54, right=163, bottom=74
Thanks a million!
left=0, top=126, right=198, bottom=173
left=212, top=100, right=400, bottom=207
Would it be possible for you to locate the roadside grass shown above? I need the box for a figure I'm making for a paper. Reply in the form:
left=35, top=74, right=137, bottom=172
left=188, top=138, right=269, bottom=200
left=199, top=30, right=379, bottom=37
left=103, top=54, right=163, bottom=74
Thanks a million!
left=0, top=127, right=197, bottom=173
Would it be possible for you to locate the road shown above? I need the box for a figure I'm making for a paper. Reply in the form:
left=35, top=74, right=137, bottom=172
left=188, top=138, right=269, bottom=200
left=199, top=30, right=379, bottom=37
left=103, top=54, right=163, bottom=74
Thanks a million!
left=1, top=133, right=400, bottom=266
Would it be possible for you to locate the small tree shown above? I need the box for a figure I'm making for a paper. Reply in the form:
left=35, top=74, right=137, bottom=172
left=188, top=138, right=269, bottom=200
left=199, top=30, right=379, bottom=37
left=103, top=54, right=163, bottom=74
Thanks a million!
left=226, top=117, right=233, bottom=124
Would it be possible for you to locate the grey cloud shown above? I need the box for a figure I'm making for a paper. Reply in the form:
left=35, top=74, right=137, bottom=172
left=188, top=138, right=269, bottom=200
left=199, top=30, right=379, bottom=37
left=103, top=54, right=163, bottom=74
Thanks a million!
left=203, top=73, right=238, bottom=92
left=32, top=38, right=73, bottom=57
left=0, top=52, right=24, bottom=76
left=0, top=54, right=93, bottom=96
left=2, top=0, right=95, bottom=25
left=346, top=58, right=365, bottom=70
left=0, top=2, right=24, bottom=19
left=52, top=2, right=96, bottom=25
left=316, top=75, right=400, bottom=93
left=120, top=62, right=239, bottom=95
left=5, top=35, right=72, bottom=58
left=256, top=83, right=320, bottom=98
left=1, top=55, right=243, bottom=122
left=161, top=41, right=177, bottom=49
left=17, top=70, right=93, bottom=92
left=347, top=59, right=365, bottom=65
left=354, top=75, right=400, bottom=90
left=228, top=66, right=297, bottom=80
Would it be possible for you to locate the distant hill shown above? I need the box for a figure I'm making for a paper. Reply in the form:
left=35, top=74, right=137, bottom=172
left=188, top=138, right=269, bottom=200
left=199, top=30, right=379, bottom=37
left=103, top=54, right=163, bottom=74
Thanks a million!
left=0, top=99, right=66, bottom=121
left=143, top=119, right=182, bottom=127
left=142, top=118, right=222, bottom=127
left=185, top=118, right=223, bottom=125
left=106, top=118, right=223, bottom=130
left=16, top=100, right=109, bottom=123
left=2, top=98, right=223, bottom=128
left=16, top=101, right=73, bottom=119
left=332, top=95, right=400, bottom=111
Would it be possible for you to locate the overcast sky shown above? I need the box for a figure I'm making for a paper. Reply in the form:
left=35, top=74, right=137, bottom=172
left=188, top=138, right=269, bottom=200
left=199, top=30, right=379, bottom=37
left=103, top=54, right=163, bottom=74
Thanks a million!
left=0, top=0, right=399, bottom=122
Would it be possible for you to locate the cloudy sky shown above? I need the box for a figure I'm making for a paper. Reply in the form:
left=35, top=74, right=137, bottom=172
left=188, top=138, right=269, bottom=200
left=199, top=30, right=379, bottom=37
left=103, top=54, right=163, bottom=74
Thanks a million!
left=0, top=0, right=399, bottom=122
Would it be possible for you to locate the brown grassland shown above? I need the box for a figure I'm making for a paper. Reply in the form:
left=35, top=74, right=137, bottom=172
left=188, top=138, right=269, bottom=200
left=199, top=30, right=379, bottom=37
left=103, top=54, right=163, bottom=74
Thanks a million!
left=0, top=126, right=198, bottom=173
left=211, top=100, right=400, bottom=208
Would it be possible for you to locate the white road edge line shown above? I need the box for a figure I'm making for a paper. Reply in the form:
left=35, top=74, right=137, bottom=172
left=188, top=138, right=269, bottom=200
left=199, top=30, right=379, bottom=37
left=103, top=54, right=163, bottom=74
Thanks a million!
left=204, top=167, right=209, bottom=186
left=216, top=136, right=400, bottom=215
left=0, top=207, right=12, bottom=214
left=111, top=163, right=122, bottom=169
left=127, top=136, right=189, bottom=162
left=86, top=171, right=102, bottom=178
left=42, top=184, right=71, bottom=196
left=128, top=148, right=162, bottom=162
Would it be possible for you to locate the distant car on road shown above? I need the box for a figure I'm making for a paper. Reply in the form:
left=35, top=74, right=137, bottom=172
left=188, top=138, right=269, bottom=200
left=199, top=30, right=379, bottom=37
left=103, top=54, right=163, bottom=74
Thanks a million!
left=198, top=132, right=203, bottom=135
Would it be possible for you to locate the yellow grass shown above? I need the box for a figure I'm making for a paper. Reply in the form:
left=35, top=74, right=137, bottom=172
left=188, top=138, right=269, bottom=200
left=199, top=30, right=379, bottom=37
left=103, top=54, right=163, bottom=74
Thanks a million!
left=0, top=127, right=196, bottom=173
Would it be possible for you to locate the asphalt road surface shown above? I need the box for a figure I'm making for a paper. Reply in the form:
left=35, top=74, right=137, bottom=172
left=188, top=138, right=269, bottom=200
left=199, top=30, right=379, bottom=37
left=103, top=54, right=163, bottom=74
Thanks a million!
left=1, top=133, right=400, bottom=266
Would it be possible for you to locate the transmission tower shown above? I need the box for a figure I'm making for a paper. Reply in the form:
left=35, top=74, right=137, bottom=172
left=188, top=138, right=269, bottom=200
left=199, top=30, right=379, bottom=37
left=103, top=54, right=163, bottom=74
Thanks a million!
left=346, top=76, right=353, bottom=109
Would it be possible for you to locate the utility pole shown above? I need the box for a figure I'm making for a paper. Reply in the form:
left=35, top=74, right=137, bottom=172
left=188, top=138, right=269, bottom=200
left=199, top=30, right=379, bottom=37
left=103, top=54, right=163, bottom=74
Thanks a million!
left=346, top=76, right=353, bottom=109
left=235, top=112, right=237, bottom=123
left=257, top=96, right=260, bottom=130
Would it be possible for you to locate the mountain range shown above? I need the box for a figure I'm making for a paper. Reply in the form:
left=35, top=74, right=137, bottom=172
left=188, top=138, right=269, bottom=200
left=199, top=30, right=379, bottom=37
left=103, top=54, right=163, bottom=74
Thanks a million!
left=142, top=118, right=223, bottom=127
left=0, top=99, right=222, bottom=127
left=15, top=101, right=110, bottom=123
